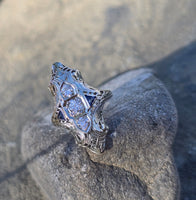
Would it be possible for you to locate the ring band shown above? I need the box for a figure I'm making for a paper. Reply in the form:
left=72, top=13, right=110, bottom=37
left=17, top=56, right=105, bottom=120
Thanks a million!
left=48, top=62, right=112, bottom=154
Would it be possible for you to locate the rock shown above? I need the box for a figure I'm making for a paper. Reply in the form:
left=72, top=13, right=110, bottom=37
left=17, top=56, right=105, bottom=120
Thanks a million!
left=150, top=42, right=196, bottom=200
left=22, top=68, right=179, bottom=200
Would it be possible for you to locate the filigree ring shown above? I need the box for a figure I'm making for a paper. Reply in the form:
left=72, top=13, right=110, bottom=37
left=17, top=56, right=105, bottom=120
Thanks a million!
left=48, top=62, right=112, bottom=154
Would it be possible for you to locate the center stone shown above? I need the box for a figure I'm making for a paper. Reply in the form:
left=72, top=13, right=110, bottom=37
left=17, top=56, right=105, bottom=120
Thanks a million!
left=67, top=97, right=85, bottom=117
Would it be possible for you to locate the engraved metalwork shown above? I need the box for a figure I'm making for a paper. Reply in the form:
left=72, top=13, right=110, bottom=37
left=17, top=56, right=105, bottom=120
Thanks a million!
left=48, top=62, right=112, bottom=154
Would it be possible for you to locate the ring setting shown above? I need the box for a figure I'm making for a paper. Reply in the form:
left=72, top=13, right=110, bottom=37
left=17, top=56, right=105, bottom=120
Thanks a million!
left=48, top=62, right=112, bottom=154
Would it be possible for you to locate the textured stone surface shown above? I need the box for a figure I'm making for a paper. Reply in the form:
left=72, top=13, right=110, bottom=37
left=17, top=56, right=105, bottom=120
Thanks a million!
left=0, top=0, right=196, bottom=199
left=22, top=68, right=179, bottom=200
left=150, top=43, right=196, bottom=200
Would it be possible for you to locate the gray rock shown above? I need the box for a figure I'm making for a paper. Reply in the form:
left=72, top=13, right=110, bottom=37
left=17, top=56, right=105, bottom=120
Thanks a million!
left=22, top=68, right=179, bottom=200
left=150, top=43, right=196, bottom=200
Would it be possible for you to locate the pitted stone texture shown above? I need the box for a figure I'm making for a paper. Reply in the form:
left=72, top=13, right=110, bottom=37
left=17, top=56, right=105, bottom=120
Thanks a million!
left=22, top=68, right=179, bottom=200
left=89, top=68, right=179, bottom=200
left=22, top=123, right=152, bottom=200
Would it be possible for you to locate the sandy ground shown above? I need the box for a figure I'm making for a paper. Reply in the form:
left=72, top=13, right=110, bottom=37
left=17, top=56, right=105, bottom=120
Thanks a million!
left=0, top=0, right=195, bottom=199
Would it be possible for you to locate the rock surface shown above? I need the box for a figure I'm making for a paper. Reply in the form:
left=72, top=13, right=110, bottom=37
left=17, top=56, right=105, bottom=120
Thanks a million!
left=150, top=43, right=196, bottom=200
left=22, top=68, right=179, bottom=200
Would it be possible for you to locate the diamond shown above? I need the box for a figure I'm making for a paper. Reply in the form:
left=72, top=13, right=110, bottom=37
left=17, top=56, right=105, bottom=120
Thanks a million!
left=76, top=115, right=90, bottom=132
left=67, top=97, right=85, bottom=117
left=61, top=83, right=75, bottom=99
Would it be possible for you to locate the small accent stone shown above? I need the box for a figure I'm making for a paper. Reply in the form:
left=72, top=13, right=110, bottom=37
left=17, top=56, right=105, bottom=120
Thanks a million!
left=58, top=110, right=65, bottom=120
left=68, top=97, right=85, bottom=117
left=85, top=95, right=96, bottom=106
left=61, top=83, right=75, bottom=99
left=76, top=115, right=90, bottom=132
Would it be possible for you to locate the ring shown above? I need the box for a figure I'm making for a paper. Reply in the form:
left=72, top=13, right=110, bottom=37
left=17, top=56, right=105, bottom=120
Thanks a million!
left=48, top=62, right=112, bottom=154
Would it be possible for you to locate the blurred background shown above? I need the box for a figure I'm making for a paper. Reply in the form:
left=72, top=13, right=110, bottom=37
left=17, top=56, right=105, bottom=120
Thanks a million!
left=0, top=0, right=195, bottom=199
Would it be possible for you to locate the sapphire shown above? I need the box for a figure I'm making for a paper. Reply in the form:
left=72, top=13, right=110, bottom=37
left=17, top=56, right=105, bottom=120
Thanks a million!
left=85, top=95, right=96, bottom=106
left=58, top=110, right=65, bottom=120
